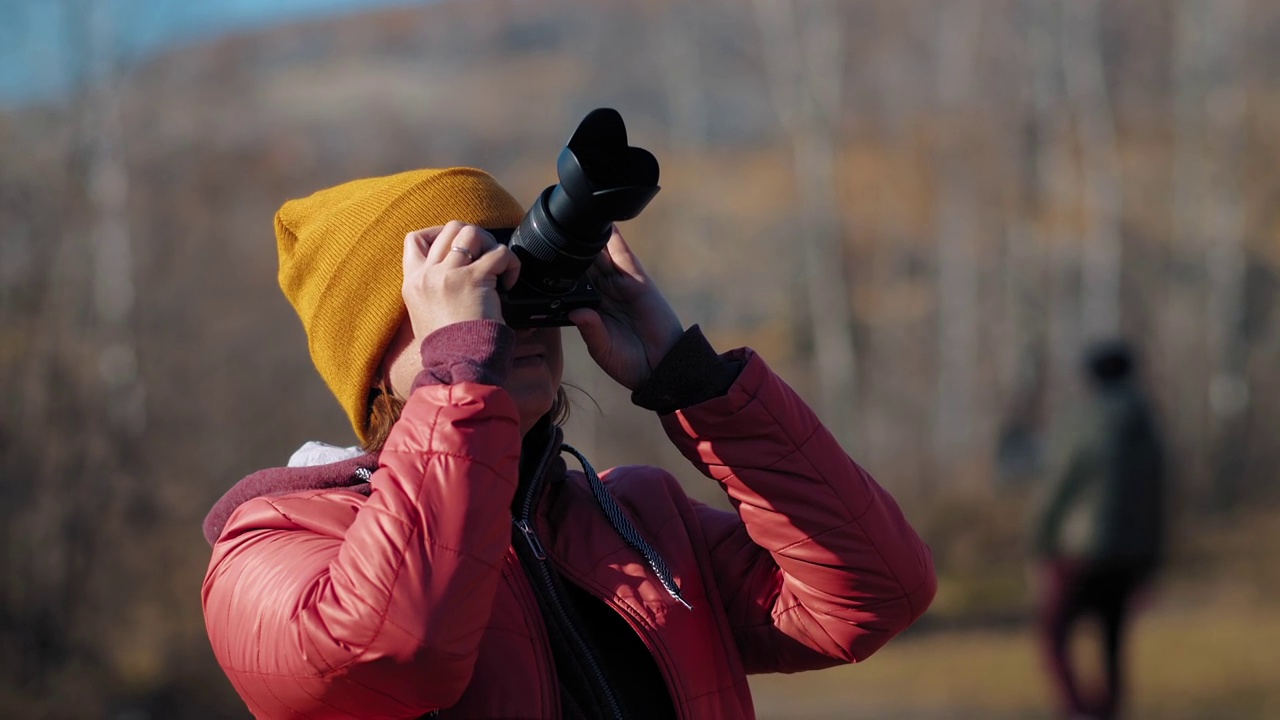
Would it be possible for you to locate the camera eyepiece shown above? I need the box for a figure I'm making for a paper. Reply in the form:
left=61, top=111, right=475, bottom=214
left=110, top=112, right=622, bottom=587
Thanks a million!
left=495, top=108, right=660, bottom=328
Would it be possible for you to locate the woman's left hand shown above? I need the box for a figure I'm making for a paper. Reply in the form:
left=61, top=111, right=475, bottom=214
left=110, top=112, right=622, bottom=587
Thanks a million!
left=568, top=227, right=684, bottom=392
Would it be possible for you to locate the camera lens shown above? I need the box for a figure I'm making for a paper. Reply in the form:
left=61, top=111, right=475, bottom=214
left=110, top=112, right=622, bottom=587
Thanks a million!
left=499, top=108, right=660, bottom=327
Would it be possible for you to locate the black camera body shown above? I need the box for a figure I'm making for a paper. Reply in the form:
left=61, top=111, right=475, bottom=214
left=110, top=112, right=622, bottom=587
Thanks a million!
left=492, top=108, right=660, bottom=328
left=486, top=225, right=600, bottom=327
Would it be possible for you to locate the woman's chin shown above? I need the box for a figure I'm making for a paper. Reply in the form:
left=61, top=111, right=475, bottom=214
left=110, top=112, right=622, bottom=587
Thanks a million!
left=512, top=384, right=556, bottom=431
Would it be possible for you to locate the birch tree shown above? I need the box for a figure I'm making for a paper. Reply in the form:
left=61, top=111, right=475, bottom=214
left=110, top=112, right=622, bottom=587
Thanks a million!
left=994, top=0, right=1060, bottom=486
left=1169, top=0, right=1213, bottom=496
left=1024, top=0, right=1084, bottom=434
left=1062, top=0, right=1123, bottom=343
left=1172, top=0, right=1250, bottom=507
left=1174, top=0, right=1251, bottom=507
left=1202, top=0, right=1250, bottom=508
left=87, top=0, right=146, bottom=441
left=931, top=1, right=983, bottom=467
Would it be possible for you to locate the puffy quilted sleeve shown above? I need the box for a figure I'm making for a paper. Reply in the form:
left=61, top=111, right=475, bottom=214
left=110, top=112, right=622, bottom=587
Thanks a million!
left=665, top=349, right=936, bottom=673
left=202, top=383, right=521, bottom=719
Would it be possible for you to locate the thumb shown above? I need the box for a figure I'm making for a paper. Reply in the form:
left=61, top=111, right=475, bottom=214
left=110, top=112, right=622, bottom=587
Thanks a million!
left=568, top=308, right=608, bottom=353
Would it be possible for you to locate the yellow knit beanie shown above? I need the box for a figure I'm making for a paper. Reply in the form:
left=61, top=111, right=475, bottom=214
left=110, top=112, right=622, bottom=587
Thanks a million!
left=275, top=167, right=525, bottom=444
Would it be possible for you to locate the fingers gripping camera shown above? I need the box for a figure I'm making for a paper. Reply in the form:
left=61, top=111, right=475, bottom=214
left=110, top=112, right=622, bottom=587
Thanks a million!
left=492, top=108, right=660, bottom=328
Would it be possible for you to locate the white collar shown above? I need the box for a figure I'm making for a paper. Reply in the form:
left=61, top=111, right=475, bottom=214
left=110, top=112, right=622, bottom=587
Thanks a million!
left=287, top=440, right=365, bottom=468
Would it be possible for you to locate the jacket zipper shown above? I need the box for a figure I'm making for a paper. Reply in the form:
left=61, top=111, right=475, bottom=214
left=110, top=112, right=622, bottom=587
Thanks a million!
left=514, top=434, right=624, bottom=720
left=505, top=548, right=560, bottom=718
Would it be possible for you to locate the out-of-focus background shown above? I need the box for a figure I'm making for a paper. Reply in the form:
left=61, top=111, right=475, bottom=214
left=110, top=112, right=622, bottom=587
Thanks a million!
left=2, top=0, right=1278, bottom=718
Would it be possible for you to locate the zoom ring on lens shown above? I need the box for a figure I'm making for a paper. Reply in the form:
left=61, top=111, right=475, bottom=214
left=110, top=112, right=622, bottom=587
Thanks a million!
left=515, top=189, right=569, bottom=262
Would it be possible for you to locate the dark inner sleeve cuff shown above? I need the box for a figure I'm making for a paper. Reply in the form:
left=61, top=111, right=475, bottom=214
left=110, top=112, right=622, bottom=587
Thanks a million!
left=631, top=324, right=743, bottom=414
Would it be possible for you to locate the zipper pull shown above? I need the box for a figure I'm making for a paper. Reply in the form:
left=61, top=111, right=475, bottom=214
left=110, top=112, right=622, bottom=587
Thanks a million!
left=514, top=518, right=546, bottom=561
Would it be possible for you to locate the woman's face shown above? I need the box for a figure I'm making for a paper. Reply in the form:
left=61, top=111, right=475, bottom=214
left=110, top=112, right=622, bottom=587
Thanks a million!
left=506, top=326, right=565, bottom=430
left=383, top=320, right=564, bottom=436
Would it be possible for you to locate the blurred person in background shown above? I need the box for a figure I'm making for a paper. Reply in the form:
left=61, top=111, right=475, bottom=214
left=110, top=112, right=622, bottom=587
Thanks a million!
left=1031, top=340, right=1167, bottom=720
left=199, top=167, right=936, bottom=719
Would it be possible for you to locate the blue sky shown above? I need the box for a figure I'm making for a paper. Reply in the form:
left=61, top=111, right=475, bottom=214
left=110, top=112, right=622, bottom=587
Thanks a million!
left=0, top=0, right=422, bottom=106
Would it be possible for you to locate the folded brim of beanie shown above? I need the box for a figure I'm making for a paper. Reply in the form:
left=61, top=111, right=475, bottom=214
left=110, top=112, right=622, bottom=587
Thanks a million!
left=275, top=167, right=526, bottom=444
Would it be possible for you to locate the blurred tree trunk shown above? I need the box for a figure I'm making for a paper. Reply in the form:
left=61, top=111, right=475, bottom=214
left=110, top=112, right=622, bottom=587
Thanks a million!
left=4, top=0, right=90, bottom=690
left=1020, top=0, right=1085, bottom=455
left=1172, top=0, right=1251, bottom=508
left=751, top=0, right=857, bottom=450
left=1183, top=0, right=1251, bottom=509
left=994, top=0, right=1058, bottom=488
left=931, top=1, right=983, bottom=475
left=1169, top=0, right=1211, bottom=503
left=88, top=4, right=147, bottom=442
left=1202, top=1, right=1250, bottom=509
left=1062, top=0, right=1123, bottom=343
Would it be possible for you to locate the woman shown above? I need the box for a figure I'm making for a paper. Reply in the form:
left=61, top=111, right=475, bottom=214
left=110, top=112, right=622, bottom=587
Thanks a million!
left=202, top=167, right=936, bottom=719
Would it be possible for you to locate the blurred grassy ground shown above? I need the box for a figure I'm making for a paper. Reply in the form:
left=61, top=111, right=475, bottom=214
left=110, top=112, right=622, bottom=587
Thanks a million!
left=748, top=506, right=1280, bottom=719
left=750, top=586, right=1280, bottom=719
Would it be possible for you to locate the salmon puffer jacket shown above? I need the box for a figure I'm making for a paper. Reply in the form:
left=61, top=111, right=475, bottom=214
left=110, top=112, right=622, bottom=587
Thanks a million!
left=202, top=341, right=936, bottom=719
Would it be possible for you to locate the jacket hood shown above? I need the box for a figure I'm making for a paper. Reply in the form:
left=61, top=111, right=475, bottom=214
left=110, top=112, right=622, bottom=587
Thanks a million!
left=203, top=418, right=565, bottom=548
left=203, top=443, right=378, bottom=546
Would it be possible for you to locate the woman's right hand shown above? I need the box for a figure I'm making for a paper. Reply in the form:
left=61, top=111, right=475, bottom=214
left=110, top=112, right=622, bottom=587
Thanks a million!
left=401, top=221, right=521, bottom=339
